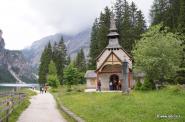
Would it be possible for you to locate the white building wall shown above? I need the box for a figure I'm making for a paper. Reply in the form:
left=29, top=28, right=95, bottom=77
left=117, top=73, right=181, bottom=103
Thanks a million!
left=86, top=78, right=96, bottom=89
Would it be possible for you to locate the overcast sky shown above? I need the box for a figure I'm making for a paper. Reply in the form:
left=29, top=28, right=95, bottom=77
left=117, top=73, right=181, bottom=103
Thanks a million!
left=0, top=0, right=153, bottom=50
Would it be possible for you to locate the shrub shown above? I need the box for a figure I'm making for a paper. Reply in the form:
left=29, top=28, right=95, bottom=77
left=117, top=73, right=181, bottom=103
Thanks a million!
left=140, top=79, right=155, bottom=90
left=135, top=80, right=142, bottom=90
left=172, top=85, right=181, bottom=93
left=175, top=76, right=185, bottom=85
left=47, top=75, right=60, bottom=88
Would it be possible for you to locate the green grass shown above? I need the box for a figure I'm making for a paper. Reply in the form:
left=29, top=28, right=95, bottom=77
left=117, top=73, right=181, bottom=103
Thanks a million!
left=52, top=85, right=185, bottom=122
left=50, top=88, right=76, bottom=122
left=8, top=89, right=37, bottom=122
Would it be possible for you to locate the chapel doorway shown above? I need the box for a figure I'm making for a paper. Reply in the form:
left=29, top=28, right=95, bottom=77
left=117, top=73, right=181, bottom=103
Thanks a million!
left=109, top=74, right=121, bottom=90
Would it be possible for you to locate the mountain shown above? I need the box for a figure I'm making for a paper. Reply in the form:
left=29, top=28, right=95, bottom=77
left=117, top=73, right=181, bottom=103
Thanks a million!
left=0, top=34, right=37, bottom=83
left=22, top=28, right=91, bottom=69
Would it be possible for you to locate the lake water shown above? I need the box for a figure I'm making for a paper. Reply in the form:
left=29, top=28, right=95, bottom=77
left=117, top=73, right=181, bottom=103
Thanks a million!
left=0, top=84, right=40, bottom=93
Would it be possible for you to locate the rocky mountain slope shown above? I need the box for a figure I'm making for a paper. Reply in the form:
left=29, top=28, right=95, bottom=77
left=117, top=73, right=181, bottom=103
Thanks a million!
left=0, top=31, right=37, bottom=83
left=22, top=28, right=91, bottom=69
left=0, top=28, right=90, bottom=83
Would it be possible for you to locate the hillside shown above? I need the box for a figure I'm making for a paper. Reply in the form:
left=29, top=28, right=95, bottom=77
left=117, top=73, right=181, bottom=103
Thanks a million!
left=0, top=35, right=37, bottom=83
left=22, top=28, right=91, bottom=69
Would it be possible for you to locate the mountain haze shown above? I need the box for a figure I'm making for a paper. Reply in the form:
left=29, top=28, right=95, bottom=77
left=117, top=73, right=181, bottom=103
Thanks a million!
left=22, top=28, right=91, bottom=69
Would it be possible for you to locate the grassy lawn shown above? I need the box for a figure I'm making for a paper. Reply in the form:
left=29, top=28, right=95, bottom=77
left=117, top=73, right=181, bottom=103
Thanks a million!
left=52, top=85, right=185, bottom=122
left=8, top=88, right=37, bottom=122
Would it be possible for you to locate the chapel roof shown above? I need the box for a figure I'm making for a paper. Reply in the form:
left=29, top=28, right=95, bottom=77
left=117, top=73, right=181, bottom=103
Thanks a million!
left=84, top=70, right=97, bottom=78
left=106, top=13, right=121, bottom=48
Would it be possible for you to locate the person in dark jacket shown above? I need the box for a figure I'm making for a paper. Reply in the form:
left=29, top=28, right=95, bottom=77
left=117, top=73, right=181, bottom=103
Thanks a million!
left=97, top=80, right=101, bottom=92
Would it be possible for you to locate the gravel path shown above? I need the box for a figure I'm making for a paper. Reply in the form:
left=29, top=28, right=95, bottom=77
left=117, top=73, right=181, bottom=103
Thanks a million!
left=17, top=92, right=66, bottom=122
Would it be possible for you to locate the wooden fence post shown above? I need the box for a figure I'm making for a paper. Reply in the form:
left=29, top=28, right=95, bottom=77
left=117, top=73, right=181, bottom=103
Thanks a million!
left=6, top=101, right=10, bottom=122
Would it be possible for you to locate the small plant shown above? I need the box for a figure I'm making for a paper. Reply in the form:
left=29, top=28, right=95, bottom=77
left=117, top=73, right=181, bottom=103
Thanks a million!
left=140, top=79, right=155, bottom=90
left=135, top=80, right=142, bottom=90
left=175, top=76, right=185, bottom=85
left=48, top=75, right=60, bottom=88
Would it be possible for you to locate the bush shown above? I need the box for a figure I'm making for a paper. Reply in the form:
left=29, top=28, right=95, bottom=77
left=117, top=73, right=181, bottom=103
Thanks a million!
left=164, top=78, right=175, bottom=84
left=51, top=88, right=59, bottom=93
left=47, top=75, right=60, bottom=88
left=175, top=76, right=185, bottom=85
left=135, top=80, right=142, bottom=90
left=172, top=85, right=181, bottom=93
left=140, top=79, right=155, bottom=90
left=73, top=85, right=85, bottom=92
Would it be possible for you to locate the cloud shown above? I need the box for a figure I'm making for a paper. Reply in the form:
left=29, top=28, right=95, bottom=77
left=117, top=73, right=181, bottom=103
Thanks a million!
left=27, top=0, right=114, bottom=34
left=0, top=0, right=153, bottom=50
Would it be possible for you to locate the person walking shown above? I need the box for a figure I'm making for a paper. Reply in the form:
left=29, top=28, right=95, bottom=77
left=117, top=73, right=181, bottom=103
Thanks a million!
left=97, top=80, right=101, bottom=92
left=118, top=80, right=122, bottom=90
left=40, top=86, right=43, bottom=94
left=109, top=81, right=113, bottom=90
left=44, top=85, right=48, bottom=93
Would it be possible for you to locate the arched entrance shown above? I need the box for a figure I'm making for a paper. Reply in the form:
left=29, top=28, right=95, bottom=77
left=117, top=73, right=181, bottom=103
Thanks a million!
left=109, top=74, right=120, bottom=90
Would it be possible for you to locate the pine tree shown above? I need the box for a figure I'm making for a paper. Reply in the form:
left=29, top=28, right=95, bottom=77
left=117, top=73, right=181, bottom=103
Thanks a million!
left=120, top=0, right=132, bottom=53
left=178, top=0, right=185, bottom=33
left=115, top=0, right=124, bottom=33
left=63, top=63, right=81, bottom=89
left=177, top=0, right=185, bottom=77
left=47, top=60, right=60, bottom=88
left=135, top=10, right=146, bottom=40
left=97, top=7, right=111, bottom=51
left=88, top=7, right=110, bottom=69
left=88, top=18, right=99, bottom=69
left=130, top=2, right=137, bottom=27
left=150, top=0, right=180, bottom=31
left=150, top=0, right=169, bottom=25
left=66, top=55, right=71, bottom=66
left=38, top=42, right=52, bottom=85
left=114, top=0, right=146, bottom=54
left=53, top=36, right=67, bottom=84
left=75, top=49, right=86, bottom=72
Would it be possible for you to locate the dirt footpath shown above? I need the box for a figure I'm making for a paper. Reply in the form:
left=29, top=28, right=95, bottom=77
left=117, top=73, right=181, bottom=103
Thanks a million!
left=17, top=92, right=66, bottom=122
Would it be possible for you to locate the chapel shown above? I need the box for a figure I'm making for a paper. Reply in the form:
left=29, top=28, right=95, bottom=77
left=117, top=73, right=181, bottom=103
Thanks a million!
left=85, top=14, right=133, bottom=91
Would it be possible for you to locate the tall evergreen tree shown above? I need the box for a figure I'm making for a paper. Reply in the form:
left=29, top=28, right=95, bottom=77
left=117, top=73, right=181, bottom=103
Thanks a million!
left=115, top=0, right=124, bottom=33
left=97, top=7, right=111, bottom=51
left=88, top=7, right=111, bottom=69
left=177, top=0, right=185, bottom=69
left=88, top=18, right=99, bottom=69
left=75, top=49, right=86, bottom=72
left=53, top=37, right=67, bottom=84
left=66, top=55, right=71, bottom=66
left=47, top=60, right=60, bottom=88
left=38, top=42, right=52, bottom=84
left=115, top=0, right=146, bottom=54
left=135, top=10, right=146, bottom=40
left=150, top=0, right=180, bottom=31
left=178, top=0, right=185, bottom=33
left=119, top=0, right=132, bottom=53
left=130, top=2, right=137, bottom=27
left=150, top=0, right=169, bottom=25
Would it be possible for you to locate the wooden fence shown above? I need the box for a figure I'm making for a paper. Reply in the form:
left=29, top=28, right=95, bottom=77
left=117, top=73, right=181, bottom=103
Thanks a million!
left=0, top=92, right=26, bottom=122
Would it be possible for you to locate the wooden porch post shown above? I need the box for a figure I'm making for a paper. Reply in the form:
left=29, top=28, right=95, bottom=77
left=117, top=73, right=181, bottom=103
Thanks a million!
left=96, top=71, right=99, bottom=90
left=122, top=60, right=129, bottom=94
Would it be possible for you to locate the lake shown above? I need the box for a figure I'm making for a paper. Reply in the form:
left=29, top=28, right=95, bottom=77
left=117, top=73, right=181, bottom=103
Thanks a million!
left=0, top=84, right=39, bottom=93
